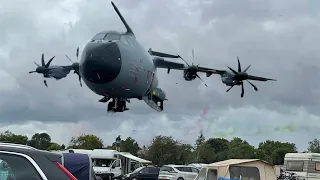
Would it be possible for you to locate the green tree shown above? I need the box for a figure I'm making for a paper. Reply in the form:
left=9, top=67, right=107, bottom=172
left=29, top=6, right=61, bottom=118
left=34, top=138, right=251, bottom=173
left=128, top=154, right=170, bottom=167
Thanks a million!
left=195, top=132, right=205, bottom=148
left=308, top=138, right=320, bottom=153
left=206, top=138, right=229, bottom=161
left=47, top=142, right=61, bottom=151
left=27, top=133, right=51, bottom=150
left=147, top=135, right=180, bottom=166
left=68, top=134, right=103, bottom=150
left=120, top=137, right=140, bottom=156
left=228, top=137, right=255, bottom=159
left=176, top=143, right=194, bottom=164
left=0, top=131, right=28, bottom=145
left=137, top=145, right=149, bottom=159
left=195, top=142, right=216, bottom=163
left=258, top=140, right=297, bottom=164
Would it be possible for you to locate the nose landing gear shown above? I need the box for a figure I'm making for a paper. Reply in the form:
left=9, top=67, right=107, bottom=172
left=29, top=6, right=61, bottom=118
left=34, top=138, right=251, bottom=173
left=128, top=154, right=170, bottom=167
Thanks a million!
left=107, top=98, right=129, bottom=112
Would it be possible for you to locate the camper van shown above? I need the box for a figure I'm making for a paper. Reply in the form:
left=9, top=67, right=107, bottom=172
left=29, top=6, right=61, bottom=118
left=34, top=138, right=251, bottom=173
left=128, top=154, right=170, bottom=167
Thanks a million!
left=91, top=149, right=152, bottom=180
left=284, top=153, right=320, bottom=180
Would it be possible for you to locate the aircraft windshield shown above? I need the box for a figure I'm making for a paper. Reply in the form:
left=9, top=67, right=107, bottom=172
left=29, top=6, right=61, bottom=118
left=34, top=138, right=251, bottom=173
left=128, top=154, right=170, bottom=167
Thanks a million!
left=104, top=33, right=120, bottom=41
left=92, top=33, right=106, bottom=40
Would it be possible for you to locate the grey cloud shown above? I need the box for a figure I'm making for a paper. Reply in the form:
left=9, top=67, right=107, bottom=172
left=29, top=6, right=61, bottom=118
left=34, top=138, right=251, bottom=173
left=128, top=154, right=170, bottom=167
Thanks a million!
left=0, top=0, right=319, bottom=149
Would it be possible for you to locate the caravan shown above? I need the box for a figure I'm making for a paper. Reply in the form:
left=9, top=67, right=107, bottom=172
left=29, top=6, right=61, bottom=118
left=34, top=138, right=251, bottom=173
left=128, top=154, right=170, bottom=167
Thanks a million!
left=91, top=149, right=152, bottom=180
left=284, top=153, right=320, bottom=179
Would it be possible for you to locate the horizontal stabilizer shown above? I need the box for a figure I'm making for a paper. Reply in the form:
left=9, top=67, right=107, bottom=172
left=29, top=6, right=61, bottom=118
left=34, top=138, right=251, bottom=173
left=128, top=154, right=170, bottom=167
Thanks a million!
left=148, top=48, right=180, bottom=58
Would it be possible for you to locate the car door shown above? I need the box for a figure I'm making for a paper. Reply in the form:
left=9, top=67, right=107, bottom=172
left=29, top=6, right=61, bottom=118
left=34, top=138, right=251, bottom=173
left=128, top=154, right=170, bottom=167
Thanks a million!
left=138, top=167, right=155, bottom=180
left=180, top=167, right=197, bottom=180
left=110, top=159, right=122, bottom=177
left=149, top=167, right=160, bottom=180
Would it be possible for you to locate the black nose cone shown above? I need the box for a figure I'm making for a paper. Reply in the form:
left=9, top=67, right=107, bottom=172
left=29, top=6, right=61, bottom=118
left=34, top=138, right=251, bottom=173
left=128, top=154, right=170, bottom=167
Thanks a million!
left=80, top=42, right=122, bottom=84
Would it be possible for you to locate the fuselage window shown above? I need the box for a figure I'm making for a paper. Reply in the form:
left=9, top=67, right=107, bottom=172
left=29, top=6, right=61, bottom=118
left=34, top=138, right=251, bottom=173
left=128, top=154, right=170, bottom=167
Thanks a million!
left=104, top=33, right=120, bottom=41
left=120, top=35, right=129, bottom=45
left=92, top=33, right=106, bottom=40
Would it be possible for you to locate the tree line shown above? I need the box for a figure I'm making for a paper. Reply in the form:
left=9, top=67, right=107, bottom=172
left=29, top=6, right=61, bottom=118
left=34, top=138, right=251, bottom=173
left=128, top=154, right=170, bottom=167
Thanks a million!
left=1, top=130, right=319, bottom=166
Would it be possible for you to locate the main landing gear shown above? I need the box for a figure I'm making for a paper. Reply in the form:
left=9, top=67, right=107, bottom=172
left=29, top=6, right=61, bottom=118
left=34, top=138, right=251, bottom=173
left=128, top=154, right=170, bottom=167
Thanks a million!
left=107, top=98, right=129, bottom=112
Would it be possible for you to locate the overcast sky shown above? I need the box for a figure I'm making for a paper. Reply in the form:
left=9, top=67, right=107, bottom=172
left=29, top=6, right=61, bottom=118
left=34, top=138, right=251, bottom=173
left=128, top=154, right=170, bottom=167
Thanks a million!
left=0, top=0, right=319, bottom=151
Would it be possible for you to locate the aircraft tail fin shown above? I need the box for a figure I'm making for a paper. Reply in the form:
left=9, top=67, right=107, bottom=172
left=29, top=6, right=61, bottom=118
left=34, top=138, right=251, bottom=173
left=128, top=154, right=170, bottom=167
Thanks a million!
left=111, top=1, right=135, bottom=37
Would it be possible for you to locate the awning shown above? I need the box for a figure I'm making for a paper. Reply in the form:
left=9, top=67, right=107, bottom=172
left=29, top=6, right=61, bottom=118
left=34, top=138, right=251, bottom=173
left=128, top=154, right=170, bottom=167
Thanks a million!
left=118, top=152, right=151, bottom=163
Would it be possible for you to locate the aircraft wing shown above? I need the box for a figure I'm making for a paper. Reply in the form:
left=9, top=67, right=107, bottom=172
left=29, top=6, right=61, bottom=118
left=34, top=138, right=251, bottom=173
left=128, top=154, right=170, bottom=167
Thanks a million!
left=196, top=66, right=226, bottom=75
left=153, top=57, right=185, bottom=69
left=247, top=75, right=277, bottom=81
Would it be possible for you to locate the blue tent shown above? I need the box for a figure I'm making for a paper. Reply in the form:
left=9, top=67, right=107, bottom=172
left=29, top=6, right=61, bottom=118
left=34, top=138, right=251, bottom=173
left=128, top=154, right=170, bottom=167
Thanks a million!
left=218, top=178, right=241, bottom=180
left=57, top=152, right=95, bottom=180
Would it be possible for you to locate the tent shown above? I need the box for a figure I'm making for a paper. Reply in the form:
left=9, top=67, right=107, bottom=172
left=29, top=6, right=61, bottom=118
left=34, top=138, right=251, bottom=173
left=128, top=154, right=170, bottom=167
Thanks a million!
left=195, top=159, right=277, bottom=180
left=58, top=152, right=96, bottom=180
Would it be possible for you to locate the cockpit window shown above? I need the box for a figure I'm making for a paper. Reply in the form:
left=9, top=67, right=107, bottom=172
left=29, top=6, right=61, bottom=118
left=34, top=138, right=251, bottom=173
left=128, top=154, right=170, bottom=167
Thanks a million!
left=92, top=33, right=106, bottom=40
left=104, top=33, right=120, bottom=41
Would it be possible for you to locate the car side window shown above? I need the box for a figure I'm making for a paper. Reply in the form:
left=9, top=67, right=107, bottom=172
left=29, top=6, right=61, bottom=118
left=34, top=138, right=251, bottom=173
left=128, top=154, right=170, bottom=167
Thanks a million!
left=0, top=153, right=42, bottom=180
left=141, top=167, right=150, bottom=174
left=191, top=168, right=199, bottom=173
left=114, top=160, right=120, bottom=167
left=149, top=167, right=160, bottom=174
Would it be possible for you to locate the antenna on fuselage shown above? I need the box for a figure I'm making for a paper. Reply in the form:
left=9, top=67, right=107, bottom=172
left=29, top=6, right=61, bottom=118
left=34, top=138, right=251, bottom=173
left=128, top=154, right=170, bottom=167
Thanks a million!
left=111, top=1, right=135, bottom=38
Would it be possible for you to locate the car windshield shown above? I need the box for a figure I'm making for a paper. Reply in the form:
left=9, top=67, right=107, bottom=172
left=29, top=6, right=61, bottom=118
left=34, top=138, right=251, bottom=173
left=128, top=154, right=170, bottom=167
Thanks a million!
left=104, top=33, right=120, bottom=41
left=134, top=167, right=145, bottom=173
left=92, top=158, right=114, bottom=167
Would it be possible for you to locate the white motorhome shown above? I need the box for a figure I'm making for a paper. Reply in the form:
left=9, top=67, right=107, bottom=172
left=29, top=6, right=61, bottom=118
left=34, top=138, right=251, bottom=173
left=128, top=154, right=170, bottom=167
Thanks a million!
left=284, top=153, right=320, bottom=180
left=91, top=149, right=152, bottom=179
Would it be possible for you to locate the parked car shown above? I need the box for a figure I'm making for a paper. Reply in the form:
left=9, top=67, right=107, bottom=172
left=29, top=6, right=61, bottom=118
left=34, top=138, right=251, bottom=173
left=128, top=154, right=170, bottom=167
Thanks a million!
left=158, top=165, right=199, bottom=180
left=122, top=166, right=160, bottom=180
left=0, top=142, right=77, bottom=180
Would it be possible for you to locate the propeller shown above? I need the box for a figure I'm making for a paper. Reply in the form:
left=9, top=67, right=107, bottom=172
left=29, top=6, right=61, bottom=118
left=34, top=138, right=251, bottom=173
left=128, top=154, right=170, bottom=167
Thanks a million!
left=178, top=49, right=207, bottom=87
left=29, top=53, right=55, bottom=87
left=65, top=47, right=82, bottom=87
left=226, top=56, right=257, bottom=98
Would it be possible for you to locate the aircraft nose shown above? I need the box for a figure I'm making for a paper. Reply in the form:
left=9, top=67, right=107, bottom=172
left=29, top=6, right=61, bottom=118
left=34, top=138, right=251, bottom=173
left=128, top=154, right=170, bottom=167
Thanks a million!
left=80, top=42, right=122, bottom=84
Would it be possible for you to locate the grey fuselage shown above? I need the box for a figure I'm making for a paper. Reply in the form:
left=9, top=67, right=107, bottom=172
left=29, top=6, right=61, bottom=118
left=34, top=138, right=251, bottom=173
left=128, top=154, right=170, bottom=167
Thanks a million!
left=79, top=31, right=158, bottom=99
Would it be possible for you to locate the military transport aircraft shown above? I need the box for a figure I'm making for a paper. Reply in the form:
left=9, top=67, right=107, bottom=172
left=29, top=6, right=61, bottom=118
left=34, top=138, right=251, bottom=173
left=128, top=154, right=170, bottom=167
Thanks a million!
left=69, top=1, right=220, bottom=113
left=208, top=57, right=277, bottom=98
left=29, top=53, right=71, bottom=87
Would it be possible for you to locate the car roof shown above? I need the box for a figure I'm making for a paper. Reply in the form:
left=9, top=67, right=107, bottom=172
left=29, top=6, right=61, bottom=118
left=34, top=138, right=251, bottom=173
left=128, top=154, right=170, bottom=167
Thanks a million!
left=164, top=165, right=190, bottom=168
left=0, top=143, right=61, bottom=161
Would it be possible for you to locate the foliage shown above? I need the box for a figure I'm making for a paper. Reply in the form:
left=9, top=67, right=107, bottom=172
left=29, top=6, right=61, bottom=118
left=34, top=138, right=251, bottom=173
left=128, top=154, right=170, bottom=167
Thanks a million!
left=0, top=130, right=316, bottom=167
left=308, top=138, right=320, bottom=153
left=68, top=134, right=103, bottom=150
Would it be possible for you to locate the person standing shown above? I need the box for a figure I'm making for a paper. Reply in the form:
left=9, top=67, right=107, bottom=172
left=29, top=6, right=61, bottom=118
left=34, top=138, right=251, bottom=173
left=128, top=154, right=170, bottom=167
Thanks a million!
left=115, top=135, right=121, bottom=152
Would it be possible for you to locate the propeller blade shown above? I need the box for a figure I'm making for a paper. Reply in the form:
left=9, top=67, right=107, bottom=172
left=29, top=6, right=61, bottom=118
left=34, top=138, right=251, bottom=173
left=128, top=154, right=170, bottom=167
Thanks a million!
left=76, top=47, right=79, bottom=61
left=241, top=82, right=244, bottom=98
left=75, top=71, right=82, bottom=87
left=45, top=56, right=55, bottom=68
left=192, top=49, right=195, bottom=64
left=226, top=66, right=238, bottom=74
left=34, top=61, right=40, bottom=67
left=243, top=64, right=251, bottom=72
left=29, top=71, right=36, bottom=73
left=178, top=55, right=190, bottom=67
left=41, top=53, right=45, bottom=66
left=196, top=73, right=208, bottom=87
left=65, top=54, right=74, bottom=63
left=237, top=56, right=241, bottom=72
left=226, top=85, right=234, bottom=92
left=246, top=80, right=258, bottom=91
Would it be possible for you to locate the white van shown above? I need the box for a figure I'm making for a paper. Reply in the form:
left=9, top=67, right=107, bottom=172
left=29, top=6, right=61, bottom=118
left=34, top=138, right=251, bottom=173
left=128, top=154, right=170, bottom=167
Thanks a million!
left=284, top=153, right=320, bottom=180
left=91, top=149, right=152, bottom=179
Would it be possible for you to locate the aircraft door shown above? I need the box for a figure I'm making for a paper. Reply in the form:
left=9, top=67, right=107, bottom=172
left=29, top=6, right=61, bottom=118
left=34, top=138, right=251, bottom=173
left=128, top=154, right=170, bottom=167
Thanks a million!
left=110, top=159, right=122, bottom=177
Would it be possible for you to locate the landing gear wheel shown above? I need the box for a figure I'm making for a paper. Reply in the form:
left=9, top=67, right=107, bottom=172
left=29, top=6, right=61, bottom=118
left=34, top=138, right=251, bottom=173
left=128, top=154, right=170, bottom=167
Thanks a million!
left=107, top=102, right=114, bottom=112
left=117, top=101, right=126, bottom=112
